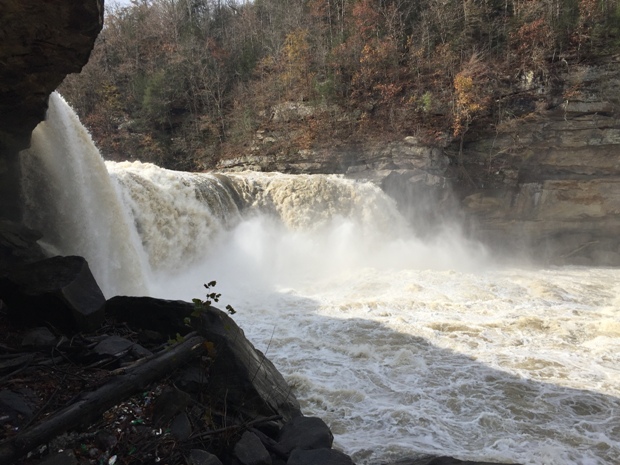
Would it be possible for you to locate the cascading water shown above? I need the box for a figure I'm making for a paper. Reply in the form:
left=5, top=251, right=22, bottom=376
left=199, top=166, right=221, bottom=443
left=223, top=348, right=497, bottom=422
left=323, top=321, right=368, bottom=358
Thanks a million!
left=20, top=93, right=149, bottom=297
left=22, top=93, right=620, bottom=465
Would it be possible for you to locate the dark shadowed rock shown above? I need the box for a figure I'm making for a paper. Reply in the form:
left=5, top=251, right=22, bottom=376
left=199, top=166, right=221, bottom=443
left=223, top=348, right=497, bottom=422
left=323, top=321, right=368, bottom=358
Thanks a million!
left=0, top=220, right=45, bottom=269
left=287, top=448, right=355, bottom=465
left=108, top=296, right=302, bottom=423
left=0, top=256, right=105, bottom=332
left=0, top=0, right=103, bottom=153
left=0, top=389, right=35, bottom=423
left=152, top=386, right=192, bottom=426
left=171, top=412, right=192, bottom=441
left=189, top=449, right=223, bottom=465
left=278, top=417, right=333, bottom=454
left=93, top=335, right=135, bottom=357
left=193, top=305, right=302, bottom=422
left=21, top=327, right=56, bottom=348
left=234, top=431, right=272, bottom=465
left=106, top=296, right=195, bottom=338
left=176, top=365, right=210, bottom=393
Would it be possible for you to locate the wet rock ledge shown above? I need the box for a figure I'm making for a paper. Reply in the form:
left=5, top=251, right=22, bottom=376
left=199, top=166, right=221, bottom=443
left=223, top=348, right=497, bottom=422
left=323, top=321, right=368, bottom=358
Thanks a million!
left=0, top=256, right=519, bottom=465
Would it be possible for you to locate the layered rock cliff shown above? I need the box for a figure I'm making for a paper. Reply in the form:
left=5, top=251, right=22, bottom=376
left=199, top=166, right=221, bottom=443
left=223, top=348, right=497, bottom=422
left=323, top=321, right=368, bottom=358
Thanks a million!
left=218, top=57, right=620, bottom=265
left=459, top=57, right=620, bottom=265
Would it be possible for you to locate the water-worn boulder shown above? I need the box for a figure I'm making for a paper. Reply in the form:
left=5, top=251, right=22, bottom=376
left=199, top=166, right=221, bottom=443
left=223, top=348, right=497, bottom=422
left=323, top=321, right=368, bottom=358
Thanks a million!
left=0, top=255, right=105, bottom=332
left=277, top=416, right=334, bottom=454
left=106, top=296, right=302, bottom=422
left=234, top=431, right=272, bottom=465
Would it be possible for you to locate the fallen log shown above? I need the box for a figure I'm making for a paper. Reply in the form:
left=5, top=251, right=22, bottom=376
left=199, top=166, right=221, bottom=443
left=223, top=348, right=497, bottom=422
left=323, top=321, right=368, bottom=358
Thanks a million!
left=0, top=335, right=207, bottom=465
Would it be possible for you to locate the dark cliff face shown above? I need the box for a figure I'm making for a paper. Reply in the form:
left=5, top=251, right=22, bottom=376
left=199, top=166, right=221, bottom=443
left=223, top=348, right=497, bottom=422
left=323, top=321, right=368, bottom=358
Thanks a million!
left=0, top=0, right=103, bottom=255
left=0, top=0, right=104, bottom=153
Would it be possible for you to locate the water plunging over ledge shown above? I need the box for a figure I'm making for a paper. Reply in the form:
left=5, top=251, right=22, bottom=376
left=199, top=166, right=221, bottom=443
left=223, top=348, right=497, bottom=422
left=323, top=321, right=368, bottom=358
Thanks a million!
left=19, top=93, right=620, bottom=465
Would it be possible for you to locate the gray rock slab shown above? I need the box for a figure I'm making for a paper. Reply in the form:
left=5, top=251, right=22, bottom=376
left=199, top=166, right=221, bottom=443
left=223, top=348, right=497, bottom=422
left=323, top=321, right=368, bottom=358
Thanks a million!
left=108, top=296, right=302, bottom=423
left=278, top=416, right=333, bottom=454
left=93, top=335, right=134, bottom=356
left=22, top=327, right=57, bottom=348
left=188, top=449, right=223, bottom=465
left=234, top=431, right=272, bottom=465
left=171, top=412, right=192, bottom=441
left=0, top=255, right=105, bottom=333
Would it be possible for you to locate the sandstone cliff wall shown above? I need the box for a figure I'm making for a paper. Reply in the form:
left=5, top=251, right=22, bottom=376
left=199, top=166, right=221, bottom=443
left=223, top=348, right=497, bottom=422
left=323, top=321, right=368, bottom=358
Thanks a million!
left=218, top=57, right=620, bottom=265
left=460, top=57, right=620, bottom=264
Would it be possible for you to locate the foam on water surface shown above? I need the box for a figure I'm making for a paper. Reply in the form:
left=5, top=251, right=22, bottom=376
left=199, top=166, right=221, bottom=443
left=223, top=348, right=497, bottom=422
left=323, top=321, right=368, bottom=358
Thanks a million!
left=22, top=98, right=620, bottom=464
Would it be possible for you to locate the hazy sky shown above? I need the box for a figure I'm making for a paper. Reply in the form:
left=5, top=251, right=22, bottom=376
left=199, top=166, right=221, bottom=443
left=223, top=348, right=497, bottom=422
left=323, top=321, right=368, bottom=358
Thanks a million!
left=107, top=0, right=133, bottom=7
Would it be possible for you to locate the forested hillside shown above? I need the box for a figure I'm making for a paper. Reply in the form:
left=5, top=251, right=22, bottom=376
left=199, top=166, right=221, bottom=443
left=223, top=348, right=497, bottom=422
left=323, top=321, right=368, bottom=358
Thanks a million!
left=59, top=0, right=620, bottom=171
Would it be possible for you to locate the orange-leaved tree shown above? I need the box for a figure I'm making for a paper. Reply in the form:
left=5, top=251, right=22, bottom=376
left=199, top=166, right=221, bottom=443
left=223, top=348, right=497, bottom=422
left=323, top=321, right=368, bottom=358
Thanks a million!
left=452, top=53, right=490, bottom=184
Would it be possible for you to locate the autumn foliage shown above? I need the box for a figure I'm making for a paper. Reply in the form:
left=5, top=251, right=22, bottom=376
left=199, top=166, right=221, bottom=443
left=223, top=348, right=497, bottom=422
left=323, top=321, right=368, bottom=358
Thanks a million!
left=59, top=0, right=620, bottom=171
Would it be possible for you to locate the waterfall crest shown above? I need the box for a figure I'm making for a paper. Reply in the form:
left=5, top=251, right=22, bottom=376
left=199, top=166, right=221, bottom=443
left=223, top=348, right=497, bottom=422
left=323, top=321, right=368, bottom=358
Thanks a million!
left=19, top=94, right=487, bottom=296
left=104, top=161, right=488, bottom=298
left=20, top=93, right=149, bottom=297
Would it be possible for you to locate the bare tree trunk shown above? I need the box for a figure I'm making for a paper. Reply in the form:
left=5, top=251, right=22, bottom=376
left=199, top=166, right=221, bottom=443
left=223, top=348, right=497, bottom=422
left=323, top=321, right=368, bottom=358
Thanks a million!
left=458, top=122, right=477, bottom=188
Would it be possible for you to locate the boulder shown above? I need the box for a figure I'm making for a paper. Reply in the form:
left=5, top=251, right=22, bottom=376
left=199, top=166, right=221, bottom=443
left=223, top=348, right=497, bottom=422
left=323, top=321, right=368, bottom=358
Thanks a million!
left=234, top=431, right=272, bottom=465
left=106, top=296, right=195, bottom=338
left=107, top=296, right=302, bottom=423
left=188, top=449, right=223, bottom=465
left=170, top=412, right=192, bottom=441
left=0, top=220, right=45, bottom=268
left=0, top=255, right=105, bottom=333
left=21, top=327, right=57, bottom=348
left=0, top=389, right=36, bottom=424
left=277, top=417, right=333, bottom=455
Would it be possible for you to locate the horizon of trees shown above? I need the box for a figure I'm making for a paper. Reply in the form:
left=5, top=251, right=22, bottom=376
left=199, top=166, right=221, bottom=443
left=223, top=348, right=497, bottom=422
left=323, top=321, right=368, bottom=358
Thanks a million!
left=59, top=0, right=620, bottom=171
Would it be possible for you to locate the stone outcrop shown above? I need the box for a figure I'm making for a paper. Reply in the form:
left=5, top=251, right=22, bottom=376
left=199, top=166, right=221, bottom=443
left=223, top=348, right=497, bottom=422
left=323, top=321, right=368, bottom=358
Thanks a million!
left=0, top=0, right=103, bottom=153
left=0, top=0, right=103, bottom=222
left=0, top=255, right=106, bottom=333
left=106, top=296, right=302, bottom=422
left=457, top=56, right=620, bottom=264
left=218, top=57, right=620, bottom=265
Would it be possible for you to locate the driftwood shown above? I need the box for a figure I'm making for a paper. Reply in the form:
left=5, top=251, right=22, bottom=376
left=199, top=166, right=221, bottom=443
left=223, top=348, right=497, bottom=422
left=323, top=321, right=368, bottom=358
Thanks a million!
left=0, top=335, right=207, bottom=465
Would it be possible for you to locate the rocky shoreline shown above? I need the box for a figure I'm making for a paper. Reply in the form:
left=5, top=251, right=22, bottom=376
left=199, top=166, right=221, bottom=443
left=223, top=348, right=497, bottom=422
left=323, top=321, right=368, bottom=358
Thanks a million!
left=0, top=253, right=521, bottom=465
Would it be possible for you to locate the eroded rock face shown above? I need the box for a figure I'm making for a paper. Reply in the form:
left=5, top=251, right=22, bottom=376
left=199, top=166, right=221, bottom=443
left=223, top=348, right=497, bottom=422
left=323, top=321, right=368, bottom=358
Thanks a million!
left=459, top=57, right=620, bottom=264
left=0, top=0, right=104, bottom=153
left=219, top=57, right=620, bottom=265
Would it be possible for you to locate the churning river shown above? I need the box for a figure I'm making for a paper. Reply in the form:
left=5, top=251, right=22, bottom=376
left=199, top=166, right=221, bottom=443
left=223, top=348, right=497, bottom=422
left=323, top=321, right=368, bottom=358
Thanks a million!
left=21, top=93, right=620, bottom=465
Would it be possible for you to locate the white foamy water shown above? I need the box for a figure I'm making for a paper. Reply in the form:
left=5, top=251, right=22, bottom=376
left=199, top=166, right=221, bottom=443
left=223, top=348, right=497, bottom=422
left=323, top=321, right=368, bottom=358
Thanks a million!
left=22, top=97, right=620, bottom=465
left=20, top=93, right=149, bottom=297
left=106, top=162, right=620, bottom=465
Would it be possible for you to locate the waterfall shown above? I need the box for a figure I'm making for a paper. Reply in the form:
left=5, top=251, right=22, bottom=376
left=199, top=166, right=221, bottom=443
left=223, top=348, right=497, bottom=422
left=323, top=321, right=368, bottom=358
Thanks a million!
left=104, top=163, right=489, bottom=298
left=20, top=93, right=149, bottom=297
left=17, top=94, right=620, bottom=465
